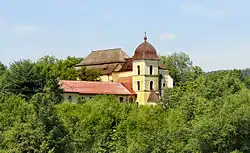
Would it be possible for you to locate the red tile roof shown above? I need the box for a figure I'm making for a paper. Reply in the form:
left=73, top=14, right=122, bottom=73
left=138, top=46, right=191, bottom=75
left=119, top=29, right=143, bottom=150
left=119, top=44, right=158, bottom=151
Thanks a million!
left=60, top=80, right=136, bottom=96
left=117, top=76, right=133, bottom=93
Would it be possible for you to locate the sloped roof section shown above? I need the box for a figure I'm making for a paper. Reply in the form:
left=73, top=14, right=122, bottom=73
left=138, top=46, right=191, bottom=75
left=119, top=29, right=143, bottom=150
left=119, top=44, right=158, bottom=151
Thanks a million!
left=147, top=90, right=160, bottom=102
left=159, top=63, right=168, bottom=70
left=118, top=58, right=133, bottom=72
left=77, top=48, right=129, bottom=66
left=60, top=80, right=136, bottom=95
left=84, top=63, right=119, bottom=75
left=117, top=76, right=133, bottom=92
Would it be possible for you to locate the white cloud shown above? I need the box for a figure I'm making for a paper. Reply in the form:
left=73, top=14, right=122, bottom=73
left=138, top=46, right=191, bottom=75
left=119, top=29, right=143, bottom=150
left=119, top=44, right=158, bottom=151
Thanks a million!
left=180, top=3, right=227, bottom=18
left=160, top=33, right=176, bottom=40
left=11, top=25, right=37, bottom=33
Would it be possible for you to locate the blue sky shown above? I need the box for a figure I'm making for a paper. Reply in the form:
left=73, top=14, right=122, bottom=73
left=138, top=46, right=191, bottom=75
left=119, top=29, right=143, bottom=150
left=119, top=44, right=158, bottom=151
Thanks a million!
left=0, top=0, right=249, bottom=71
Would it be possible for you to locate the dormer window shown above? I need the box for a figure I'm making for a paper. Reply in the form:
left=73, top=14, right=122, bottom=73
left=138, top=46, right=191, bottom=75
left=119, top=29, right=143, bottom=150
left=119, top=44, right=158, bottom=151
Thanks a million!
left=137, top=65, right=140, bottom=75
left=150, top=65, right=153, bottom=75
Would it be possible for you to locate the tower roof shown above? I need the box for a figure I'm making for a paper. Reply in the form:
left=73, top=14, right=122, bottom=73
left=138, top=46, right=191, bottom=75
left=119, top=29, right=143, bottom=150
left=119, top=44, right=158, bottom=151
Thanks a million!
left=132, top=33, right=160, bottom=61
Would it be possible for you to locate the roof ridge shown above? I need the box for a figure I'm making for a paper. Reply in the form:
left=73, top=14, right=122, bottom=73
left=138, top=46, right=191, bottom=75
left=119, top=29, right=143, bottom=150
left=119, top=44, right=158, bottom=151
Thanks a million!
left=62, top=80, right=121, bottom=84
left=92, top=48, right=122, bottom=52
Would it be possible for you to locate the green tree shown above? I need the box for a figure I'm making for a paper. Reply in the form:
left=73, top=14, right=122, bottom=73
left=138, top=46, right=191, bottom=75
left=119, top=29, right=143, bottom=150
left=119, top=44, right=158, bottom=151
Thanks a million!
left=30, top=93, right=72, bottom=153
left=160, top=52, right=203, bottom=86
left=0, top=60, right=44, bottom=98
left=0, top=62, right=6, bottom=76
left=0, top=93, right=45, bottom=152
left=77, top=66, right=101, bottom=81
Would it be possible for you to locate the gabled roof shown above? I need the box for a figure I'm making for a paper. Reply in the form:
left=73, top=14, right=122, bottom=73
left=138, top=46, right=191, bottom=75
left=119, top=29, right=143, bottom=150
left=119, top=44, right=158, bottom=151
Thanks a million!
left=77, top=48, right=129, bottom=66
left=60, top=80, right=136, bottom=95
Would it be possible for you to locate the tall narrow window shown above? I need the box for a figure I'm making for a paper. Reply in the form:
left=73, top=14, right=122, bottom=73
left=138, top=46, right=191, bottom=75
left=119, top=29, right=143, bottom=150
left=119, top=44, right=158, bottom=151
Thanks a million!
left=150, top=65, right=153, bottom=75
left=137, top=65, right=140, bottom=75
left=137, top=81, right=140, bottom=90
left=150, top=81, right=153, bottom=90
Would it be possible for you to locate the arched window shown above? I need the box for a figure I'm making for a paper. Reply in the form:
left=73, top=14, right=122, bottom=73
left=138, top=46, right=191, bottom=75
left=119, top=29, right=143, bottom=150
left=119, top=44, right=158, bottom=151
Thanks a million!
left=150, top=65, right=153, bottom=75
left=137, top=65, right=140, bottom=75
left=137, top=81, right=140, bottom=90
left=150, top=81, right=153, bottom=90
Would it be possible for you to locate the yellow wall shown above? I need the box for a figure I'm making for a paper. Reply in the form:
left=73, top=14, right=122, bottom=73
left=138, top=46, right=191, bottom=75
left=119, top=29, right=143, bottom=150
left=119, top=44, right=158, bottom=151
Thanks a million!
left=132, top=60, right=146, bottom=75
left=144, top=60, right=159, bottom=75
left=100, top=74, right=113, bottom=82
left=132, top=60, right=159, bottom=105
left=133, top=60, right=158, bottom=75
left=112, top=71, right=132, bottom=82
left=145, top=76, right=159, bottom=91
left=100, top=71, right=132, bottom=82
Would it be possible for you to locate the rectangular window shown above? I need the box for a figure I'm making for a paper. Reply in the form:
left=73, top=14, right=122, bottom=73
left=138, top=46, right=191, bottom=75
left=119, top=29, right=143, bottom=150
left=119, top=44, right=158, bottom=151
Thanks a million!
left=68, top=96, right=72, bottom=102
left=119, top=97, right=124, bottom=102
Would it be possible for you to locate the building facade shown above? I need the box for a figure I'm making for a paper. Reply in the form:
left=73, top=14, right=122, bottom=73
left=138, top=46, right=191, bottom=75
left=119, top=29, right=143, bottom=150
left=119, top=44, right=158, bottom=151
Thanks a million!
left=61, top=34, right=173, bottom=105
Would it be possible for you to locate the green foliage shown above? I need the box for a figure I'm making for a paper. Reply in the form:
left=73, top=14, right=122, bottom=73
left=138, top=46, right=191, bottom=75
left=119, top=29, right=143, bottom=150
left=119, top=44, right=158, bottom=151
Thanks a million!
left=1, top=53, right=250, bottom=152
left=0, top=93, right=44, bottom=152
left=160, top=52, right=204, bottom=86
left=0, top=60, right=45, bottom=98
left=77, top=66, right=101, bottom=81
left=56, top=95, right=135, bottom=153
left=0, top=56, right=99, bottom=100
left=30, top=93, right=72, bottom=153
left=0, top=62, right=6, bottom=76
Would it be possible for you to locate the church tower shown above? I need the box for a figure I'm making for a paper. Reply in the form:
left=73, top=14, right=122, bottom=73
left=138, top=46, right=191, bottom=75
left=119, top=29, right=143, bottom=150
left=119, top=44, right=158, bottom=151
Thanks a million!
left=132, top=33, right=160, bottom=105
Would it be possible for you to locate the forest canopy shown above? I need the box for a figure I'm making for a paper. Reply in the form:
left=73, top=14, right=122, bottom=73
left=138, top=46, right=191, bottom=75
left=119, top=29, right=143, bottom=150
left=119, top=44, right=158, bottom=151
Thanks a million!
left=1, top=53, right=250, bottom=152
